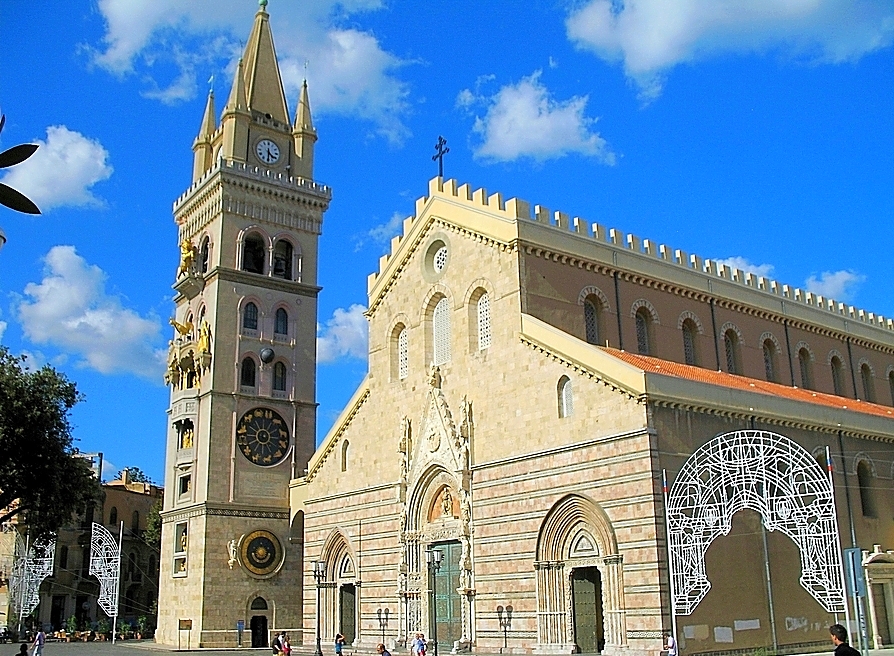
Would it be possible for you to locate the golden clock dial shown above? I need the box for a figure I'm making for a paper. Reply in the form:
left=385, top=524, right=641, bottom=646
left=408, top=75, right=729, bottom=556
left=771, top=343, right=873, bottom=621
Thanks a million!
left=239, top=529, right=283, bottom=577
left=236, top=407, right=290, bottom=466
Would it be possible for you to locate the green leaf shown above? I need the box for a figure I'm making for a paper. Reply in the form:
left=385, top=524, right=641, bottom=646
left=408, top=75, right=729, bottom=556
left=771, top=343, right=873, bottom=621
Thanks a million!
left=0, top=182, right=40, bottom=214
left=0, top=143, right=38, bottom=169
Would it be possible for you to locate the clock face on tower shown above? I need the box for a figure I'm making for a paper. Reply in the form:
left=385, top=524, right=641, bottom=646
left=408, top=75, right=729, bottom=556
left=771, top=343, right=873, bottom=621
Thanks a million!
left=236, top=408, right=290, bottom=466
left=239, top=529, right=284, bottom=577
left=255, top=138, right=280, bottom=164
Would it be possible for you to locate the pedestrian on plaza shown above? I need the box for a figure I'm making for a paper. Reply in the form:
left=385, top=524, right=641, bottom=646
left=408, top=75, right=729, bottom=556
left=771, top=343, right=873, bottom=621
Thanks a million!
left=17, top=645, right=27, bottom=656
left=282, top=632, right=291, bottom=656
left=413, top=632, right=426, bottom=656
left=272, top=631, right=285, bottom=655
left=377, top=643, right=392, bottom=656
left=830, top=624, right=861, bottom=656
left=30, top=629, right=45, bottom=656
left=664, top=632, right=677, bottom=656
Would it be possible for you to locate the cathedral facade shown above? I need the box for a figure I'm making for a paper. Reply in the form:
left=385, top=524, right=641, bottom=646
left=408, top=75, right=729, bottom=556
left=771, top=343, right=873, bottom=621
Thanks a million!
left=292, top=177, right=894, bottom=656
left=156, top=6, right=894, bottom=654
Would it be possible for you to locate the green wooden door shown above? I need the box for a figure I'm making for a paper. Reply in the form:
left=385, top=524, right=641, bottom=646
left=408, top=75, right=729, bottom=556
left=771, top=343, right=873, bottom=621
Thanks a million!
left=572, top=567, right=604, bottom=653
left=432, top=541, right=462, bottom=649
left=340, top=584, right=356, bottom=644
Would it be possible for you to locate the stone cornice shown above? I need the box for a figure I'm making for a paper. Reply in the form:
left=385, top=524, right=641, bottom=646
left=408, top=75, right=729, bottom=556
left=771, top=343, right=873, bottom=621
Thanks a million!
left=160, top=502, right=290, bottom=524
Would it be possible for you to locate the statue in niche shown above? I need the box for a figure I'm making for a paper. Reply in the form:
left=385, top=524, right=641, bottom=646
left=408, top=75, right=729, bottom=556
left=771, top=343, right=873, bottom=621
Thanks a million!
left=441, top=487, right=454, bottom=517
left=460, top=488, right=471, bottom=527
left=180, top=425, right=194, bottom=449
left=177, top=238, right=197, bottom=278
left=180, top=529, right=188, bottom=553
left=197, top=320, right=212, bottom=356
left=428, top=364, right=442, bottom=389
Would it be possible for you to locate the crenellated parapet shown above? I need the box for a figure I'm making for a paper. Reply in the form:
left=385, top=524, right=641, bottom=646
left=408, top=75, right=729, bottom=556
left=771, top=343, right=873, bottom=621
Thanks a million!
left=368, top=176, right=894, bottom=334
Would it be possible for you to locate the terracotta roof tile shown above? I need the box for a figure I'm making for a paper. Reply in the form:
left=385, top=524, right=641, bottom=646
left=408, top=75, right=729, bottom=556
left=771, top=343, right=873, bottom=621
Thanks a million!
left=603, top=348, right=894, bottom=420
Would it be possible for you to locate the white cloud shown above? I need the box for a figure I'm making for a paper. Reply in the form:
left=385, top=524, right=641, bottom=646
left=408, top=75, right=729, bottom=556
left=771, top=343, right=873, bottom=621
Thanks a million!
left=566, top=0, right=894, bottom=98
left=17, top=246, right=166, bottom=379
left=0, top=126, right=112, bottom=211
left=91, top=0, right=410, bottom=143
left=714, top=256, right=775, bottom=278
left=463, top=71, right=616, bottom=163
left=0, top=321, right=6, bottom=343
left=805, top=269, right=865, bottom=301
left=368, top=212, right=404, bottom=244
left=317, top=304, right=369, bottom=363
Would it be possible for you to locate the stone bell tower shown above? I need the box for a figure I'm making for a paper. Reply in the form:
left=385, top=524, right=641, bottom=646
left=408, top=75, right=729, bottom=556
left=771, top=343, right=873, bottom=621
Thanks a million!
left=156, top=1, right=329, bottom=647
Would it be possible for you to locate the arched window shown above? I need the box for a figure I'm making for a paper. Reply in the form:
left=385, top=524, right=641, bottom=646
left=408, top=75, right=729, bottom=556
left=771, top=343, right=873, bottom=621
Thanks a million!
left=273, top=362, right=287, bottom=392
left=398, top=326, right=408, bottom=380
left=861, top=363, right=875, bottom=403
left=477, top=292, right=491, bottom=351
left=132, top=511, right=140, bottom=532
left=831, top=356, right=846, bottom=396
left=148, top=554, right=157, bottom=574
left=724, top=329, right=741, bottom=375
left=341, top=440, right=349, bottom=472
left=128, top=551, right=137, bottom=575
left=109, top=506, right=118, bottom=526
left=682, top=319, right=698, bottom=366
left=60, top=545, right=69, bottom=569
left=433, top=297, right=451, bottom=366
left=583, top=296, right=602, bottom=345
left=557, top=376, right=573, bottom=418
left=635, top=308, right=652, bottom=356
left=274, top=308, right=288, bottom=336
left=241, top=357, right=256, bottom=388
left=241, top=233, right=266, bottom=274
left=242, top=302, right=259, bottom=332
left=889, top=371, right=894, bottom=406
left=250, top=597, right=268, bottom=611
left=857, top=460, right=876, bottom=517
left=273, top=240, right=293, bottom=279
left=798, top=348, right=814, bottom=390
left=199, top=237, right=210, bottom=273
left=763, top=339, right=778, bottom=383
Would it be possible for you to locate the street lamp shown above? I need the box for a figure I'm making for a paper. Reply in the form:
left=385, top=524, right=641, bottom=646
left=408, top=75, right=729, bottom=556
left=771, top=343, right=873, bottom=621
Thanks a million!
left=425, top=548, right=443, bottom=656
left=497, top=605, right=513, bottom=653
left=313, top=560, right=327, bottom=656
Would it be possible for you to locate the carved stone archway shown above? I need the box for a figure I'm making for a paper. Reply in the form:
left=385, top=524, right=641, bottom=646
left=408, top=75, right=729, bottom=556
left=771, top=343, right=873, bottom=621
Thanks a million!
left=534, top=494, right=627, bottom=655
left=667, top=430, right=846, bottom=616
left=320, top=530, right=360, bottom=645
left=397, top=366, right=474, bottom=652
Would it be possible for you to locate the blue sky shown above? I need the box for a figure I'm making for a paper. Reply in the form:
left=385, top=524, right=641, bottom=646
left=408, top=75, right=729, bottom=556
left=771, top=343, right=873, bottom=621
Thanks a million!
left=1, top=0, right=892, bottom=484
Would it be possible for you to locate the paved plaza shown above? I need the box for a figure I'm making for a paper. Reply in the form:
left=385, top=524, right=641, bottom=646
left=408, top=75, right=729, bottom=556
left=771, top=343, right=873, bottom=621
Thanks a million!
left=10, top=641, right=894, bottom=656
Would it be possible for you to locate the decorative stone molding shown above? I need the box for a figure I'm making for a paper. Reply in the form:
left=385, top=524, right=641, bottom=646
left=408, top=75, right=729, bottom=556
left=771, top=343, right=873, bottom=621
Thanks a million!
left=630, top=298, right=659, bottom=324
left=677, top=311, right=704, bottom=333
left=719, top=322, right=745, bottom=347
left=578, top=286, right=611, bottom=313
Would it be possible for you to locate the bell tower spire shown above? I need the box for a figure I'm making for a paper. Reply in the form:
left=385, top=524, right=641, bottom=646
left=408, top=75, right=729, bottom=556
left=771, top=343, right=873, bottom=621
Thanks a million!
left=157, top=3, right=329, bottom=647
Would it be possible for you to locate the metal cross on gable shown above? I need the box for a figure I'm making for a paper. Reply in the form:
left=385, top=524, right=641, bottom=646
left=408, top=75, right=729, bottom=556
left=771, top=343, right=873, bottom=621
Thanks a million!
left=432, top=136, right=449, bottom=178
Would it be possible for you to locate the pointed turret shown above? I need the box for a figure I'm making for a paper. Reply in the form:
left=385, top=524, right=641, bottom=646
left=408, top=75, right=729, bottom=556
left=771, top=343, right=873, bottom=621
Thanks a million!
left=192, top=90, right=217, bottom=181
left=220, top=59, right=250, bottom=163
left=240, top=2, right=290, bottom=125
left=292, top=80, right=318, bottom=179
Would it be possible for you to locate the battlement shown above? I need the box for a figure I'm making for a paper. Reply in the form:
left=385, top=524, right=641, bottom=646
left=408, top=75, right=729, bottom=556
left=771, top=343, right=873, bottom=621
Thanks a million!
left=369, top=177, right=894, bottom=333
left=173, top=157, right=331, bottom=212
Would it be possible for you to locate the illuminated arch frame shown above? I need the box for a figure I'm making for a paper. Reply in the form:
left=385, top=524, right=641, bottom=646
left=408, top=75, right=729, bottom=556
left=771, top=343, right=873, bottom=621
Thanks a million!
left=667, top=429, right=846, bottom=616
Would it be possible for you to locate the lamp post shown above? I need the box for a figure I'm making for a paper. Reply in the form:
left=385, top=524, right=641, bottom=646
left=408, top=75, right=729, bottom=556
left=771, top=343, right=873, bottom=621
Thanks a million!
left=496, top=605, right=512, bottom=653
left=377, top=608, right=389, bottom=645
left=313, top=560, right=327, bottom=656
left=425, top=548, right=443, bottom=656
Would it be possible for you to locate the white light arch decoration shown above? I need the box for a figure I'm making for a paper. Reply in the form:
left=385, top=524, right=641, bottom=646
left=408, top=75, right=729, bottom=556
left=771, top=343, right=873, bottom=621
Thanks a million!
left=90, top=522, right=122, bottom=623
left=10, top=534, right=55, bottom=626
left=667, top=430, right=845, bottom=616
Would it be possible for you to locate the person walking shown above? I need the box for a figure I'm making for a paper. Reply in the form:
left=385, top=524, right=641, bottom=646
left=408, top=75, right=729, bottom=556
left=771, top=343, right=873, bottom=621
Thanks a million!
left=664, top=632, right=677, bottom=656
left=377, top=643, right=392, bottom=656
left=830, top=624, right=861, bottom=656
left=335, top=633, right=346, bottom=656
left=30, top=629, right=45, bottom=656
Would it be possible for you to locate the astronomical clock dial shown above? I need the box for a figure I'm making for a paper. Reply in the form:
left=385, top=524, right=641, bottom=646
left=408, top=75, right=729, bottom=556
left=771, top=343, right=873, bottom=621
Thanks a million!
left=255, top=138, right=280, bottom=164
left=239, top=530, right=283, bottom=577
left=236, top=408, right=290, bottom=466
